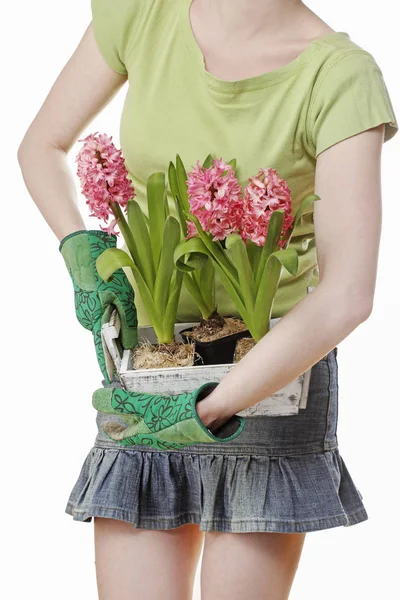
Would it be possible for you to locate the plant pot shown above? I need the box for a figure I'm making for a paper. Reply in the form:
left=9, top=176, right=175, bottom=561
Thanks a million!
left=180, top=325, right=250, bottom=365
left=100, top=309, right=313, bottom=418
left=233, top=336, right=257, bottom=363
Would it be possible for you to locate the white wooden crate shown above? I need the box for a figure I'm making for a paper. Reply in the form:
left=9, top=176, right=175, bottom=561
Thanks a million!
left=101, top=308, right=313, bottom=418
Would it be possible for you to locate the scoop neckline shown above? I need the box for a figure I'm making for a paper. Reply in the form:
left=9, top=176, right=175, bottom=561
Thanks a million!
left=179, top=0, right=349, bottom=92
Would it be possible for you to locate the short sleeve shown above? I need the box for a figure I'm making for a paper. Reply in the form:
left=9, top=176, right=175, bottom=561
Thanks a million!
left=309, top=51, right=398, bottom=157
left=90, top=0, right=143, bottom=75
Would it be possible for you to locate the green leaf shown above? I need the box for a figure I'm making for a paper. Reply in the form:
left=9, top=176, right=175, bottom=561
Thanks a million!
left=196, top=257, right=215, bottom=313
left=286, top=194, right=320, bottom=246
left=168, top=162, right=179, bottom=203
left=214, top=264, right=251, bottom=330
left=176, top=154, right=190, bottom=211
left=127, top=200, right=156, bottom=291
left=294, top=194, right=320, bottom=229
left=133, top=272, right=162, bottom=338
left=174, top=239, right=216, bottom=318
left=168, top=161, right=187, bottom=234
left=225, top=233, right=255, bottom=317
left=147, top=172, right=166, bottom=267
left=253, top=248, right=299, bottom=341
left=202, top=154, right=213, bottom=168
left=270, top=248, right=299, bottom=277
left=255, top=209, right=284, bottom=293
left=154, top=216, right=181, bottom=313
left=186, top=214, right=240, bottom=288
left=174, top=237, right=209, bottom=273
left=96, top=248, right=162, bottom=336
left=96, top=248, right=135, bottom=282
left=183, top=272, right=213, bottom=319
left=162, top=270, right=184, bottom=344
left=173, top=196, right=188, bottom=237
left=164, top=183, right=170, bottom=219
left=227, top=158, right=237, bottom=171
left=246, top=240, right=262, bottom=276
left=252, top=258, right=281, bottom=341
left=110, top=203, right=142, bottom=277
left=174, top=228, right=250, bottom=326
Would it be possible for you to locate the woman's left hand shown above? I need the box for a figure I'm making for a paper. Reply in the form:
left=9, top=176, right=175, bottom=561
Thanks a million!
left=59, top=230, right=138, bottom=383
left=92, top=383, right=246, bottom=450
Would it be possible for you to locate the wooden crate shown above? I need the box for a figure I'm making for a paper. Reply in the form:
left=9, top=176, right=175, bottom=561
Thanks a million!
left=101, top=309, right=312, bottom=418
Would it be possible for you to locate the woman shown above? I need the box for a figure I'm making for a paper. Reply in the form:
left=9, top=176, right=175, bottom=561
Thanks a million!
left=18, top=0, right=397, bottom=599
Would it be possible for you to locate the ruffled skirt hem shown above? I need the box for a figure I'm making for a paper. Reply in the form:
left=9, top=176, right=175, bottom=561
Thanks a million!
left=65, top=503, right=368, bottom=533
left=64, top=445, right=368, bottom=534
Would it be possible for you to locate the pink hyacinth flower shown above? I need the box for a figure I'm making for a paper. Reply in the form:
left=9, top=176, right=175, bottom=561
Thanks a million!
left=241, top=168, right=294, bottom=248
left=186, top=158, right=243, bottom=241
left=76, top=132, right=135, bottom=235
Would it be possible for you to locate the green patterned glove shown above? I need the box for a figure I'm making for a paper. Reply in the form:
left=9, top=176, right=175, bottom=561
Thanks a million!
left=92, top=383, right=246, bottom=450
left=60, top=230, right=138, bottom=383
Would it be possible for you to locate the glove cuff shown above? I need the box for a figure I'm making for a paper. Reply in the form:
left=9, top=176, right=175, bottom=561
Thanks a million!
left=192, top=383, right=246, bottom=443
left=59, top=229, right=117, bottom=253
left=59, top=229, right=118, bottom=289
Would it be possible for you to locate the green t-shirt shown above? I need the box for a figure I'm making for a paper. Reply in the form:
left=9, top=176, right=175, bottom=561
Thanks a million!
left=91, top=0, right=398, bottom=327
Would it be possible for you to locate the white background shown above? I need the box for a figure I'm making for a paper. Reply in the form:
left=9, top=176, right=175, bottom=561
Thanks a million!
left=2, top=1, right=399, bottom=598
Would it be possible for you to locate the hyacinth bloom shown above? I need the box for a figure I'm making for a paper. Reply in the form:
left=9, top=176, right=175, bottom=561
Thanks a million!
left=241, top=168, right=294, bottom=249
left=186, top=158, right=243, bottom=241
left=175, top=157, right=319, bottom=341
left=76, top=132, right=136, bottom=235
left=186, top=160, right=294, bottom=249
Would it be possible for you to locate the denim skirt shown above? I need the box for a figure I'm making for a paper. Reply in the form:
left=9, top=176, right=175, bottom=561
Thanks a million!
left=65, top=346, right=368, bottom=533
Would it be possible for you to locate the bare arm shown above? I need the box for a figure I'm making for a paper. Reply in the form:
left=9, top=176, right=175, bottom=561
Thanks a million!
left=17, top=23, right=128, bottom=241
left=198, top=124, right=385, bottom=428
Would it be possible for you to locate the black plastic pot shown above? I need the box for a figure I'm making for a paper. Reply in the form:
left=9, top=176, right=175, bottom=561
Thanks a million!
left=180, top=326, right=250, bottom=365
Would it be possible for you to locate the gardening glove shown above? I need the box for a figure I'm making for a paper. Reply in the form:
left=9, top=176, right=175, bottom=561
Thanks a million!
left=59, top=230, right=138, bottom=383
left=92, top=382, right=246, bottom=450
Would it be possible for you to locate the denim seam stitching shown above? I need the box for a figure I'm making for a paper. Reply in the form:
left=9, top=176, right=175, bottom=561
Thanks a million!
left=199, top=509, right=367, bottom=525
left=323, top=354, right=333, bottom=451
left=67, top=505, right=367, bottom=525
left=67, top=505, right=201, bottom=519
left=92, top=442, right=339, bottom=456
left=333, top=351, right=339, bottom=440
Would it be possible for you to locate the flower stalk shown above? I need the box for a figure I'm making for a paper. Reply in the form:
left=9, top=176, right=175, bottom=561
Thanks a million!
left=168, top=154, right=239, bottom=323
left=109, top=201, right=138, bottom=263
left=168, top=155, right=218, bottom=321
left=76, top=133, right=183, bottom=345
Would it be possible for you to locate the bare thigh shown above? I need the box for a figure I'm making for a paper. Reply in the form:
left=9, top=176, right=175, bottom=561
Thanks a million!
left=200, top=531, right=306, bottom=600
left=94, top=517, right=205, bottom=600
